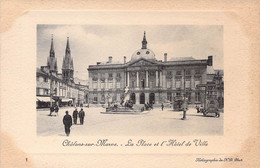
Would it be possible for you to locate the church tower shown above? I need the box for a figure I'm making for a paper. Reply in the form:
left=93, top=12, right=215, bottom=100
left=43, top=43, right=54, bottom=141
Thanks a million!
left=62, top=37, right=74, bottom=83
left=47, top=34, right=58, bottom=75
left=141, top=31, right=147, bottom=49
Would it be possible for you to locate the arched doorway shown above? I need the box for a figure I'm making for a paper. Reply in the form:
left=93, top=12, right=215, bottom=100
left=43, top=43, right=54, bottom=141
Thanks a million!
left=140, top=93, right=145, bottom=104
left=130, top=93, right=136, bottom=104
left=149, top=93, right=155, bottom=104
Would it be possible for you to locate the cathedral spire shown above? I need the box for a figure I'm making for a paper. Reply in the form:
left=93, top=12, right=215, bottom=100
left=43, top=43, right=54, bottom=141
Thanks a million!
left=141, top=31, right=147, bottom=49
left=49, top=34, right=55, bottom=57
left=62, top=37, right=74, bottom=83
left=66, top=37, right=70, bottom=54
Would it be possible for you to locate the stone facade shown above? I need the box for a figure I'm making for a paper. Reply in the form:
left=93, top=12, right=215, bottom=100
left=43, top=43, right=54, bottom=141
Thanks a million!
left=88, top=32, right=212, bottom=105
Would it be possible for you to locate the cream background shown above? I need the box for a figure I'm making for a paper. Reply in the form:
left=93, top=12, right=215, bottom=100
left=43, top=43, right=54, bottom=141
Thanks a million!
left=1, top=1, right=259, bottom=168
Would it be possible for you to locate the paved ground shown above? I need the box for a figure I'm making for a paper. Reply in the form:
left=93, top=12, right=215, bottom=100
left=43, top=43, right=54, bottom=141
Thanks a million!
left=37, top=106, right=223, bottom=136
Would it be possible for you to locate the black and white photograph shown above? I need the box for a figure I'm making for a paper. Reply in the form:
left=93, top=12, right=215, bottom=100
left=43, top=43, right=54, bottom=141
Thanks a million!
left=36, top=25, right=224, bottom=136
left=1, top=6, right=259, bottom=167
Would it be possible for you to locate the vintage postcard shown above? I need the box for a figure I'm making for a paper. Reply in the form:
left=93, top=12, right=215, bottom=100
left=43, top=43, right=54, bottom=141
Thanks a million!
left=1, top=3, right=259, bottom=168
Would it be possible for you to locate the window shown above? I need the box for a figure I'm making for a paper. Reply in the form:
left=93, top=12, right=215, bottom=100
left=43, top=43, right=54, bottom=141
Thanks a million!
left=92, top=75, right=98, bottom=81
left=195, top=69, right=200, bottom=74
left=185, top=70, right=191, bottom=76
left=117, top=94, right=120, bottom=101
left=149, top=81, right=154, bottom=88
left=93, top=82, right=98, bottom=89
left=108, top=73, right=113, bottom=80
left=176, top=77, right=181, bottom=88
left=195, top=77, right=201, bottom=87
left=36, top=88, right=40, bottom=95
left=100, top=95, right=105, bottom=104
left=176, top=92, right=181, bottom=97
left=108, top=81, right=113, bottom=89
left=100, top=81, right=105, bottom=89
left=167, top=80, right=171, bottom=88
left=141, top=79, right=145, bottom=88
left=44, top=89, right=49, bottom=95
left=131, top=80, right=135, bottom=88
left=185, top=77, right=191, bottom=88
left=44, top=77, right=48, bottom=82
left=176, top=71, right=181, bottom=75
left=116, top=82, right=120, bottom=89
left=94, top=96, right=98, bottom=103
left=195, top=92, right=201, bottom=102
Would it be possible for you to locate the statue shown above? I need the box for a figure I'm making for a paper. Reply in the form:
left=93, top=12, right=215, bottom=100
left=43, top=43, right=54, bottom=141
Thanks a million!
left=104, top=86, right=136, bottom=113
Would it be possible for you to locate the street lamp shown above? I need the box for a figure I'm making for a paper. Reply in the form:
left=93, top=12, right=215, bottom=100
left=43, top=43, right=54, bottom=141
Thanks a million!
left=181, top=69, right=187, bottom=120
left=49, top=70, right=53, bottom=116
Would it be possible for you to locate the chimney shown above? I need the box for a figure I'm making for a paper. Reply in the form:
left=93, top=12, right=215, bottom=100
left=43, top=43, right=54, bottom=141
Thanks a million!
left=108, top=56, right=112, bottom=63
left=207, top=56, right=213, bottom=66
left=164, top=53, right=167, bottom=62
left=96, top=62, right=101, bottom=65
left=124, top=56, right=126, bottom=64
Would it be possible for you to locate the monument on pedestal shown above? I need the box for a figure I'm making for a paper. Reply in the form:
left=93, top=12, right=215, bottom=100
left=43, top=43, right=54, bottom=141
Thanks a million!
left=101, top=86, right=144, bottom=114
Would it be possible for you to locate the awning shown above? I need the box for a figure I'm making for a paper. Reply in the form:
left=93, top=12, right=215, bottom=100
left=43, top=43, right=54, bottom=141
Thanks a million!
left=36, top=96, right=52, bottom=102
left=61, top=98, right=73, bottom=102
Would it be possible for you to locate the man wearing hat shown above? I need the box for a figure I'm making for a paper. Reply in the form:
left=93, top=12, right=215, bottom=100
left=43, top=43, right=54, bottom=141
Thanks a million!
left=79, top=108, right=85, bottom=125
left=63, top=111, right=72, bottom=136
left=72, top=108, right=78, bottom=124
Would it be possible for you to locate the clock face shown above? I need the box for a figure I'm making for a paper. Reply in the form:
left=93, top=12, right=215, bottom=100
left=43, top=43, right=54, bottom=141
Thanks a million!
left=137, top=52, right=140, bottom=55
left=146, top=51, right=150, bottom=54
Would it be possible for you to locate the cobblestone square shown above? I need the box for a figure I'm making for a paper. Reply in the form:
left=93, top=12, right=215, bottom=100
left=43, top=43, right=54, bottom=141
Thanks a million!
left=37, top=107, right=223, bottom=136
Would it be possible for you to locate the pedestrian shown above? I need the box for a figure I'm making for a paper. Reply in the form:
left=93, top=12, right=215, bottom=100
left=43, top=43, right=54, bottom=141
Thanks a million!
left=199, top=105, right=204, bottom=113
left=63, top=111, right=72, bottom=136
left=72, top=108, right=78, bottom=124
left=161, top=103, right=164, bottom=111
left=79, top=108, right=85, bottom=125
left=50, top=105, right=55, bottom=116
left=196, top=105, right=200, bottom=113
left=55, top=105, right=59, bottom=116
left=181, top=98, right=187, bottom=120
left=215, top=109, right=220, bottom=118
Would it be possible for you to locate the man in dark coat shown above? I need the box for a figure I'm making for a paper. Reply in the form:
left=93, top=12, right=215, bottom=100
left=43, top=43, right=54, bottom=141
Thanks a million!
left=161, top=103, right=164, bottom=111
left=78, top=108, right=85, bottom=125
left=72, top=108, right=78, bottom=124
left=55, top=105, right=59, bottom=116
left=63, top=111, right=72, bottom=136
left=50, top=106, right=55, bottom=116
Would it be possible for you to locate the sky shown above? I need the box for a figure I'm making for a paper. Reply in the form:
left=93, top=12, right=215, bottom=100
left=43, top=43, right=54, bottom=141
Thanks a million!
left=37, top=25, right=223, bottom=80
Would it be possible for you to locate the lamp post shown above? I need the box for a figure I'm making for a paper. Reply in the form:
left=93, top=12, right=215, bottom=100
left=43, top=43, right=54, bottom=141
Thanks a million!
left=78, top=82, right=81, bottom=107
left=181, top=69, right=187, bottom=120
left=49, top=71, right=53, bottom=116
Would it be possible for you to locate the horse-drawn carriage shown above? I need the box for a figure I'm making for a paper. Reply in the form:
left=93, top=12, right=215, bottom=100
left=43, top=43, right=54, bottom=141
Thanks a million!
left=201, top=98, right=220, bottom=117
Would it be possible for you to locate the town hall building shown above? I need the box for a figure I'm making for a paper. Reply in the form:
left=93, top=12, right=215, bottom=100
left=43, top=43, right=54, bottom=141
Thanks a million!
left=88, top=32, right=214, bottom=105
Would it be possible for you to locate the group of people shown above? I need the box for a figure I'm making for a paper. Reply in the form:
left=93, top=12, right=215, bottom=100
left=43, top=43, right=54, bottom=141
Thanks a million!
left=72, top=108, right=85, bottom=125
left=50, top=104, right=59, bottom=116
left=62, top=108, right=85, bottom=136
left=144, top=102, right=153, bottom=110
